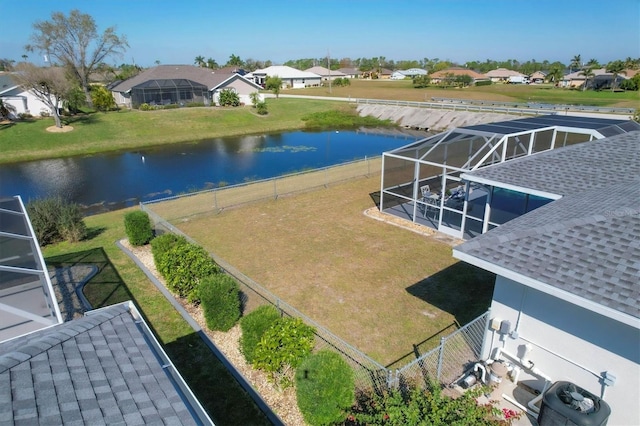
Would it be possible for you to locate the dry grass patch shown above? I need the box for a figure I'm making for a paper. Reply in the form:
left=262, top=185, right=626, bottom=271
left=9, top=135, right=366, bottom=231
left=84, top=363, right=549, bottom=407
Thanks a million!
left=154, top=176, right=494, bottom=366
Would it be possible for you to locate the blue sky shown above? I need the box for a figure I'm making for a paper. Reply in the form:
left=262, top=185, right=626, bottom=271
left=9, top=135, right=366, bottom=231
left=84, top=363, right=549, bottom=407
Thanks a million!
left=2, top=0, right=639, bottom=68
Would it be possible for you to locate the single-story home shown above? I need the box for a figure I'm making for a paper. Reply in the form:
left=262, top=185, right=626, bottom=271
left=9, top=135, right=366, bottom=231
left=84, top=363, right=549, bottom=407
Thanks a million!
left=304, top=66, right=346, bottom=81
left=483, top=68, right=525, bottom=83
left=245, top=65, right=322, bottom=89
left=429, top=67, right=488, bottom=84
left=0, top=72, right=57, bottom=118
left=452, top=131, right=640, bottom=426
left=337, top=67, right=359, bottom=78
left=109, top=64, right=263, bottom=109
left=390, top=68, right=428, bottom=80
left=559, top=68, right=633, bottom=89
left=529, top=71, right=547, bottom=84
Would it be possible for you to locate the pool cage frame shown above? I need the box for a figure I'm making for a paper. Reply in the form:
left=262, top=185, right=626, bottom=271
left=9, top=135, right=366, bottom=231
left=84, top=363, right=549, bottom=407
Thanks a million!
left=130, top=78, right=210, bottom=108
left=379, top=115, right=638, bottom=240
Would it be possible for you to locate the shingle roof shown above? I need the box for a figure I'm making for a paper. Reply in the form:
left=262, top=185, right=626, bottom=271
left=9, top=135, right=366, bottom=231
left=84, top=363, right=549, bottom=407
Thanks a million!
left=484, top=68, right=524, bottom=78
left=110, top=64, right=257, bottom=93
left=250, top=65, right=321, bottom=79
left=0, top=302, right=210, bottom=425
left=305, top=66, right=346, bottom=77
left=455, top=131, right=640, bottom=322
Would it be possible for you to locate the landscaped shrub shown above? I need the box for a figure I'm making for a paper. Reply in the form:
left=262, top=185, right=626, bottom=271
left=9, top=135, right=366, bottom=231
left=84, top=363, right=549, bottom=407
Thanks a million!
left=160, top=242, right=220, bottom=303
left=218, top=88, right=240, bottom=107
left=256, top=101, right=268, bottom=115
left=348, top=382, right=507, bottom=425
left=295, top=350, right=355, bottom=426
left=253, top=317, right=316, bottom=389
left=139, top=103, right=151, bottom=111
left=200, top=274, right=241, bottom=331
left=27, top=197, right=87, bottom=245
left=124, top=210, right=153, bottom=246
left=239, top=305, right=281, bottom=364
left=151, top=233, right=187, bottom=270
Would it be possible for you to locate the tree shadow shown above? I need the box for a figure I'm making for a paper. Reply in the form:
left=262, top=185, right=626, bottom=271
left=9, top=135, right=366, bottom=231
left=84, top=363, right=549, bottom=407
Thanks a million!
left=62, top=113, right=99, bottom=126
left=406, top=261, right=495, bottom=327
left=0, top=121, right=15, bottom=130
left=84, top=226, right=107, bottom=241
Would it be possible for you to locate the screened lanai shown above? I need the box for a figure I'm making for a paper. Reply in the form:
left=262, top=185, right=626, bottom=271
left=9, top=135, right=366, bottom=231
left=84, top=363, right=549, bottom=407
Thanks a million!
left=0, top=196, right=62, bottom=342
left=130, top=78, right=209, bottom=108
left=379, top=114, right=640, bottom=240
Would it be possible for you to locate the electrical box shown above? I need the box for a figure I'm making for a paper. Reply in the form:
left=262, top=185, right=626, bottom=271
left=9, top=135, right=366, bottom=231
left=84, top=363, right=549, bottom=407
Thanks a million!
left=490, top=318, right=502, bottom=331
left=499, top=320, right=511, bottom=334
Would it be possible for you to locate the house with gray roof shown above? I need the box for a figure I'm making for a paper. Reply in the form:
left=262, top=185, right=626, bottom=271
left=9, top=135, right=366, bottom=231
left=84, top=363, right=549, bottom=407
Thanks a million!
left=452, top=131, right=640, bottom=425
left=0, top=72, right=59, bottom=118
left=245, top=65, right=322, bottom=89
left=0, top=300, right=213, bottom=425
left=109, top=65, right=262, bottom=109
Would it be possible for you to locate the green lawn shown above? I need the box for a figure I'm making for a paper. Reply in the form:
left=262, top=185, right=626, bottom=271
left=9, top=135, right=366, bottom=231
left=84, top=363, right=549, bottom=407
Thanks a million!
left=0, top=98, right=345, bottom=164
left=43, top=210, right=271, bottom=426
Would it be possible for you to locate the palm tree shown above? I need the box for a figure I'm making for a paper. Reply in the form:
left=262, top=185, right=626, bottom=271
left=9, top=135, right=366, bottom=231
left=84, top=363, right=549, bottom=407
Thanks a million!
left=606, top=60, right=626, bottom=91
left=194, top=55, right=205, bottom=67
left=206, top=58, right=218, bottom=69
left=578, top=67, right=595, bottom=91
left=586, top=58, right=600, bottom=68
left=547, top=65, right=564, bottom=86
left=569, top=54, right=582, bottom=72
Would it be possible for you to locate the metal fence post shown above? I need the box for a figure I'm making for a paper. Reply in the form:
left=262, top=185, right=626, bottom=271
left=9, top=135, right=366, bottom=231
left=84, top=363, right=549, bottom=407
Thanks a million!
left=436, top=336, right=446, bottom=381
left=273, top=178, right=277, bottom=199
left=213, top=189, right=218, bottom=210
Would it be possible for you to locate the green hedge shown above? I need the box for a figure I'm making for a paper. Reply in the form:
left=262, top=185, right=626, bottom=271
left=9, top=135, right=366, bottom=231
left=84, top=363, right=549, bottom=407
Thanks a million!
left=239, top=305, right=281, bottom=364
left=295, top=350, right=355, bottom=426
left=151, top=233, right=187, bottom=269
left=124, top=210, right=153, bottom=246
left=158, top=241, right=220, bottom=303
left=200, top=274, right=241, bottom=331
left=253, top=317, right=316, bottom=389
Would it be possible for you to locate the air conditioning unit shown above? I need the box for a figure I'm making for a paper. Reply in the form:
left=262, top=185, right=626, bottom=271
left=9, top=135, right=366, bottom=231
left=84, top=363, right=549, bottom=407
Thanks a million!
left=538, top=381, right=611, bottom=426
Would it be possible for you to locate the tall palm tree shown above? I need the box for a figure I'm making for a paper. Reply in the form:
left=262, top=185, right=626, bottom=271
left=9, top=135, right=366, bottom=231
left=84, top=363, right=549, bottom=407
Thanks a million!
left=547, top=65, right=564, bottom=85
left=586, top=58, right=600, bottom=68
left=570, top=54, right=582, bottom=72
left=578, top=67, right=595, bottom=91
left=206, top=58, right=218, bottom=69
left=194, top=55, right=205, bottom=67
left=606, top=60, right=626, bottom=91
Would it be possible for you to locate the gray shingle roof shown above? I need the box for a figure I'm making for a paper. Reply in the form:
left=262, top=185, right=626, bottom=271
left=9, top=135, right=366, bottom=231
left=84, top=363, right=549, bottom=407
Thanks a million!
left=110, top=64, right=258, bottom=93
left=455, top=131, right=640, bottom=321
left=0, top=302, right=209, bottom=425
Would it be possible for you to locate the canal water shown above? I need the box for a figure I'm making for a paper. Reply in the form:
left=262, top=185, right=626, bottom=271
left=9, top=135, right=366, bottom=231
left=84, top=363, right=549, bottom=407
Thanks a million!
left=0, top=128, right=424, bottom=214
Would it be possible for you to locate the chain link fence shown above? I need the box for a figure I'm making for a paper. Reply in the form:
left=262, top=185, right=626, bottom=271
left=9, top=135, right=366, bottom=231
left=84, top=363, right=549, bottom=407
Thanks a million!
left=140, top=161, right=490, bottom=394
left=143, top=157, right=381, bottom=222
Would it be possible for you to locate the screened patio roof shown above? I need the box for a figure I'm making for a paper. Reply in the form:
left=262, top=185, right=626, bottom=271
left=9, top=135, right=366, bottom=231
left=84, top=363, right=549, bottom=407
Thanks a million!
left=0, top=196, right=61, bottom=342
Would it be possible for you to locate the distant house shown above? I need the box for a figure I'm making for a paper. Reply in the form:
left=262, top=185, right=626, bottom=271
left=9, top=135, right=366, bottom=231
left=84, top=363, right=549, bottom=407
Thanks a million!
left=390, top=68, right=427, bottom=80
left=109, top=64, right=262, bottom=109
left=529, top=71, right=547, bottom=84
left=453, top=131, right=640, bottom=426
left=484, top=68, right=525, bottom=83
left=337, top=67, right=359, bottom=78
left=429, top=67, right=488, bottom=85
left=0, top=72, right=58, bottom=118
left=246, top=65, right=322, bottom=88
left=304, top=66, right=346, bottom=81
left=558, top=67, right=632, bottom=89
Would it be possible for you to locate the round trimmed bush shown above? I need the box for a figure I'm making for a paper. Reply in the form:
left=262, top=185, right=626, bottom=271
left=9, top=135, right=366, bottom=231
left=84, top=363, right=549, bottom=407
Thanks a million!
left=239, top=305, right=281, bottom=364
left=151, top=233, right=187, bottom=271
left=124, top=210, right=153, bottom=246
left=200, top=274, right=241, bottom=331
left=296, top=350, right=355, bottom=426
left=160, top=242, right=220, bottom=303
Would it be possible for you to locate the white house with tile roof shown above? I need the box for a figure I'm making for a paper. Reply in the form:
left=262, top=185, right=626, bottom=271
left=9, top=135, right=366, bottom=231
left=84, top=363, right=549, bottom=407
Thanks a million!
left=246, top=65, right=322, bottom=88
left=453, top=131, right=640, bottom=426
left=304, top=66, right=346, bottom=81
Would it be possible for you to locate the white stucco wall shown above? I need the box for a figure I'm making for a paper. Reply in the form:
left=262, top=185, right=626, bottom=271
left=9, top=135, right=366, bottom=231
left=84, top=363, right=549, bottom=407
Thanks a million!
left=483, top=276, right=640, bottom=425
left=2, top=87, right=55, bottom=118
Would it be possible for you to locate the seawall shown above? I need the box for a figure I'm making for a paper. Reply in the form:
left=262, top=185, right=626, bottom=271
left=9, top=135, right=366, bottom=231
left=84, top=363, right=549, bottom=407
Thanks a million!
left=356, top=104, right=521, bottom=132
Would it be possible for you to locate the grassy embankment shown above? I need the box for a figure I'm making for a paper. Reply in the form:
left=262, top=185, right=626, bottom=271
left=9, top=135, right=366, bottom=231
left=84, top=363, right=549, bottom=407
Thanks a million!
left=291, top=78, right=640, bottom=109
left=0, top=98, right=351, bottom=164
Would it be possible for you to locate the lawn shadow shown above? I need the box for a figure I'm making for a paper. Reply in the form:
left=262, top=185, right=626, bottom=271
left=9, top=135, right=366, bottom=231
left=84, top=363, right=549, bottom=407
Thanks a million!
left=62, top=112, right=99, bottom=126
left=369, top=190, right=381, bottom=208
left=0, top=121, right=15, bottom=130
left=406, top=261, right=495, bottom=327
left=164, top=333, right=275, bottom=426
left=84, top=226, right=107, bottom=241
left=46, top=247, right=135, bottom=309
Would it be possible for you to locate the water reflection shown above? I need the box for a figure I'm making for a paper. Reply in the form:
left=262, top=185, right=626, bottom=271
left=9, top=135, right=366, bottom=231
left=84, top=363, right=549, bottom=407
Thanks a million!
left=0, top=129, right=425, bottom=215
